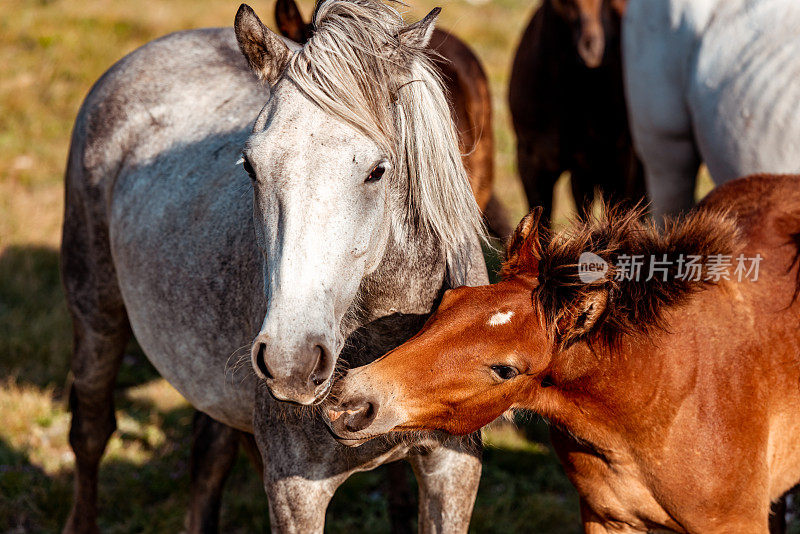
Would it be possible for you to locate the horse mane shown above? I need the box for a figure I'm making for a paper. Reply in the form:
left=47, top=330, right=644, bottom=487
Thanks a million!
left=283, top=0, right=486, bottom=283
left=505, top=205, right=743, bottom=345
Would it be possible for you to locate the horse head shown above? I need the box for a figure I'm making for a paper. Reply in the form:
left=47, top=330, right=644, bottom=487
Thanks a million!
left=324, top=202, right=741, bottom=444
left=322, top=209, right=551, bottom=442
left=234, top=1, right=483, bottom=404
left=551, top=0, right=627, bottom=68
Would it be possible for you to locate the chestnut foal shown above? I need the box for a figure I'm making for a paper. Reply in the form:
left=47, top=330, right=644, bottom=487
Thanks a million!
left=327, top=174, right=800, bottom=533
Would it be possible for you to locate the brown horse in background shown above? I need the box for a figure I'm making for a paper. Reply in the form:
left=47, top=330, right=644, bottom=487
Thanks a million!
left=327, top=174, right=800, bottom=533
left=275, top=0, right=510, bottom=237
left=510, top=0, right=645, bottom=224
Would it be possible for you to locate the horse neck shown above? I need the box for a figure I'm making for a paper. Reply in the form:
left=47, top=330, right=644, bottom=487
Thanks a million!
left=337, top=226, right=449, bottom=367
left=532, top=335, right=676, bottom=452
left=540, top=1, right=575, bottom=54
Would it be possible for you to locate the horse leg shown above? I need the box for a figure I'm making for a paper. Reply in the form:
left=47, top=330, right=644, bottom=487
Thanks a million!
left=261, top=445, right=346, bottom=534
left=185, top=411, right=241, bottom=534
left=253, top=391, right=350, bottom=533
left=61, top=180, right=131, bottom=534
left=622, top=1, right=700, bottom=220
left=239, top=431, right=264, bottom=475
left=263, top=471, right=344, bottom=534
left=569, top=168, right=597, bottom=219
left=596, top=151, right=648, bottom=212
left=769, top=497, right=787, bottom=534
left=637, top=134, right=700, bottom=220
left=386, top=461, right=415, bottom=534
left=407, top=437, right=482, bottom=534
left=63, top=318, right=129, bottom=534
left=516, top=139, right=561, bottom=224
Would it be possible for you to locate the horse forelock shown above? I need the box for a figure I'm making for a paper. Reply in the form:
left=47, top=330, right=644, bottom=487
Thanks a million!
left=284, top=0, right=487, bottom=284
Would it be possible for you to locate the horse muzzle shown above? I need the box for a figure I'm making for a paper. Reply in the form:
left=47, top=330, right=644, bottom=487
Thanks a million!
left=322, top=369, right=405, bottom=446
left=251, top=333, right=335, bottom=405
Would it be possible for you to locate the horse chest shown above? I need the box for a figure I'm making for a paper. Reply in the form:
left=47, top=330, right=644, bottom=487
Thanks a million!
left=552, top=428, right=684, bottom=531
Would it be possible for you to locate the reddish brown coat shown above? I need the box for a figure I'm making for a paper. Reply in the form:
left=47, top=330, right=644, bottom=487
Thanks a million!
left=329, top=175, right=800, bottom=533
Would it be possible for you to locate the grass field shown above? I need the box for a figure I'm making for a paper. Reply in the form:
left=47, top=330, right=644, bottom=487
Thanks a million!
left=0, top=0, right=780, bottom=532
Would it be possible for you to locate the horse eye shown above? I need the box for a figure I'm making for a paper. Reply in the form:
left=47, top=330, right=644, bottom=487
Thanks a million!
left=490, top=365, right=519, bottom=381
left=365, top=163, right=386, bottom=183
left=242, top=156, right=256, bottom=179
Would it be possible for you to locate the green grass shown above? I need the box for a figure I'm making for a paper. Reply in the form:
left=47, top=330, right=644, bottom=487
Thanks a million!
left=0, top=0, right=790, bottom=532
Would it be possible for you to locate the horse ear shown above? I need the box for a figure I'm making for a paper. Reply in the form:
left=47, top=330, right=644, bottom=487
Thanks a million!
left=399, top=7, right=440, bottom=49
left=275, top=0, right=309, bottom=43
left=555, top=289, right=609, bottom=348
left=501, top=206, right=544, bottom=279
left=235, top=4, right=291, bottom=84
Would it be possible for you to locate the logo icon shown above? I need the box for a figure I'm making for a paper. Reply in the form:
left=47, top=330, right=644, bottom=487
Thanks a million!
left=578, top=252, right=608, bottom=283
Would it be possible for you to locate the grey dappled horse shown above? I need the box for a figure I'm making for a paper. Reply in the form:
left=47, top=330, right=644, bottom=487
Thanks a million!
left=624, top=0, right=800, bottom=218
left=61, top=1, right=487, bottom=532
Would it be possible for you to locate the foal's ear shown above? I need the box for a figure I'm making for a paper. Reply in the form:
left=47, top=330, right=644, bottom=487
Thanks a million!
left=275, top=0, right=310, bottom=43
left=399, top=7, right=440, bottom=49
left=501, top=206, right=544, bottom=279
left=556, top=289, right=609, bottom=349
left=235, top=4, right=292, bottom=85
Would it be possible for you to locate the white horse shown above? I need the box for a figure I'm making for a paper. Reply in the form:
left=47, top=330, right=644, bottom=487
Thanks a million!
left=61, top=1, right=486, bottom=532
left=623, top=0, right=800, bottom=218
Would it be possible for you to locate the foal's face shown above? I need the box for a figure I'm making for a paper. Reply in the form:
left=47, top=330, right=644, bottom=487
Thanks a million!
left=244, top=80, right=392, bottom=405
left=325, top=277, right=549, bottom=444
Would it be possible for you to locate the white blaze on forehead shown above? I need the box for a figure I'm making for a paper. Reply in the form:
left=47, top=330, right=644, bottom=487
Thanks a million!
left=487, top=310, right=514, bottom=327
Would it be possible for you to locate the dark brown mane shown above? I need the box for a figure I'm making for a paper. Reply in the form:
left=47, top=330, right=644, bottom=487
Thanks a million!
left=503, top=204, right=742, bottom=346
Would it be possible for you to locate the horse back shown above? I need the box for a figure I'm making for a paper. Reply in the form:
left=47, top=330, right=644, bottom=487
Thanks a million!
left=698, top=174, right=800, bottom=251
left=62, top=27, right=270, bottom=429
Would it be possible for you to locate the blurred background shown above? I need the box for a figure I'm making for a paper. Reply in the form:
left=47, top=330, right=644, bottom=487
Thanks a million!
left=0, top=0, right=722, bottom=532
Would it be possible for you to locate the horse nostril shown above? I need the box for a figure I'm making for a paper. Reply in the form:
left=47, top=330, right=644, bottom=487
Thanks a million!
left=579, top=35, right=604, bottom=66
left=343, top=401, right=377, bottom=433
left=309, top=345, right=331, bottom=387
left=255, top=343, right=273, bottom=379
left=311, top=375, right=325, bottom=387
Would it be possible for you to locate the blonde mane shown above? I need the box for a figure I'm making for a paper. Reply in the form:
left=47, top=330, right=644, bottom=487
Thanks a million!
left=284, top=0, right=487, bottom=283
